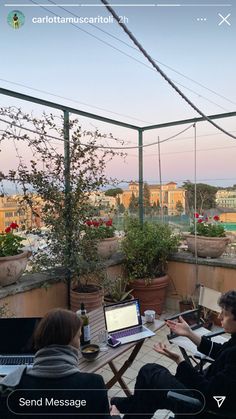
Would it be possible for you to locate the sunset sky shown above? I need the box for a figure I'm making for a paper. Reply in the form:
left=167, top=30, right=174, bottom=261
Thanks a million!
left=0, top=0, right=235, bottom=189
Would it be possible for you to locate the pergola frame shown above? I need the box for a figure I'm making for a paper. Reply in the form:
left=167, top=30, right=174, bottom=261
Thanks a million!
left=1, top=86, right=236, bottom=307
left=1, top=87, right=236, bottom=224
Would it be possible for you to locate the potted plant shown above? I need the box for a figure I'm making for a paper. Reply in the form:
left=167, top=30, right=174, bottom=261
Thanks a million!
left=0, top=222, right=30, bottom=287
left=85, top=218, right=118, bottom=259
left=122, top=219, right=180, bottom=315
left=103, top=276, right=133, bottom=304
left=2, top=108, right=123, bottom=310
left=186, top=214, right=230, bottom=258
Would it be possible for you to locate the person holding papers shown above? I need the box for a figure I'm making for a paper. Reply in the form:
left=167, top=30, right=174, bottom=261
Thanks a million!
left=111, top=290, right=236, bottom=418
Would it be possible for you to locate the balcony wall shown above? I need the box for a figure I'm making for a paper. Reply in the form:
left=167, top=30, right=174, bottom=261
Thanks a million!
left=0, top=252, right=235, bottom=317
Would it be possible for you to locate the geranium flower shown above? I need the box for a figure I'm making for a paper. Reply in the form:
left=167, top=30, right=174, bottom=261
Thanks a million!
left=10, top=222, right=19, bottom=229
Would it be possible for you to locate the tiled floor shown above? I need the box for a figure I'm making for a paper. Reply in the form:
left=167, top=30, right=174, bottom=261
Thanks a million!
left=97, top=310, right=182, bottom=419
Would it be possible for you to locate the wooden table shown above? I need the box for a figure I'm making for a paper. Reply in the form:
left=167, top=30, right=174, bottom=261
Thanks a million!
left=78, top=307, right=165, bottom=396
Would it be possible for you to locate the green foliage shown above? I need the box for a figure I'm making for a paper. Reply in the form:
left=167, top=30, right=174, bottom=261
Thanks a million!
left=104, top=276, right=133, bottom=303
left=183, top=181, right=217, bottom=214
left=117, top=203, right=125, bottom=214
left=175, top=200, right=184, bottom=215
left=0, top=303, right=9, bottom=317
left=0, top=228, right=24, bottom=257
left=122, top=219, right=180, bottom=281
left=190, top=221, right=226, bottom=237
left=129, top=192, right=138, bottom=213
left=1, top=108, right=123, bottom=288
left=105, top=188, right=123, bottom=197
left=85, top=219, right=115, bottom=239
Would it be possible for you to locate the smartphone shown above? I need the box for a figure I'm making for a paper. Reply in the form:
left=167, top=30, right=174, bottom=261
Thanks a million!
left=107, top=336, right=121, bottom=348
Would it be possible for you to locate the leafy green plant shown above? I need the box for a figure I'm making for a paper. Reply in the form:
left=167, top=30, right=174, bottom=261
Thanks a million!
left=190, top=214, right=226, bottom=237
left=104, top=276, right=133, bottom=303
left=1, top=107, right=123, bottom=292
left=85, top=219, right=115, bottom=239
left=0, top=222, right=24, bottom=257
left=122, top=219, right=180, bottom=283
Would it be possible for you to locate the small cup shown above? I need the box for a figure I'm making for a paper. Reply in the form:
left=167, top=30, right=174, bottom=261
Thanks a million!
left=98, top=330, right=108, bottom=351
left=144, top=310, right=156, bottom=323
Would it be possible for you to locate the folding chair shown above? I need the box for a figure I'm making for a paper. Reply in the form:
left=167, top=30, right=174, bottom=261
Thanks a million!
left=166, top=286, right=228, bottom=372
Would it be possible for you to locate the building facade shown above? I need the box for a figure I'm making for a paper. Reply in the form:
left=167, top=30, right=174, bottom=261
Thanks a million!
left=119, top=181, right=186, bottom=215
left=0, top=195, right=43, bottom=233
left=216, top=190, right=236, bottom=209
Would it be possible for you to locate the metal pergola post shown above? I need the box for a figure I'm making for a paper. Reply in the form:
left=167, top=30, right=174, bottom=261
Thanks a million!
left=63, top=110, right=72, bottom=309
left=138, top=129, right=144, bottom=225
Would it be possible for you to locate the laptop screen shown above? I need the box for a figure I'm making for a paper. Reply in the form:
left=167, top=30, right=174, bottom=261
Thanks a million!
left=104, top=299, right=141, bottom=333
left=0, top=317, right=41, bottom=355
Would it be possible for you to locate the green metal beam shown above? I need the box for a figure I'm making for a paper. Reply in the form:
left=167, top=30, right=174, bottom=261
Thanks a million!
left=138, top=129, right=144, bottom=226
left=64, top=110, right=72, bottom=310
left=142, top=111, right=236, bottom=132
left=0, top=87, right=140, bottom=131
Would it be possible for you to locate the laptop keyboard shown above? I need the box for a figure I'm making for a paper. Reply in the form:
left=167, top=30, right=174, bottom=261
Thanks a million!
left=0, top=356, right=34, bottom=365
left=111, top=326, right=143, bottom=339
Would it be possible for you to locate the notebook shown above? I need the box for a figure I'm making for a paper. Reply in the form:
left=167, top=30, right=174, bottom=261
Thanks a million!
left=104, top=299, right=155, bottom=344
left=0, top=317, right=41, bottom=375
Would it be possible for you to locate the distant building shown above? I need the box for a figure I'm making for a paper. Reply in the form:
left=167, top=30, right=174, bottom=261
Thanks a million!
left=118, top=181, right=186, bottom=215
left=88, top=191, right=116, bottom=210
left=216, top=190, right=236, bottom=209
left=0, top=195, right=44, bottom=233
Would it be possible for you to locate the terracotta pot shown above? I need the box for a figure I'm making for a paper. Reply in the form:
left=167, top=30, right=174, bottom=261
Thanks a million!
left=97, top=237, right=119, bottom=259
left=129, top=275, right=169, bottom=315
left=70, top=285, right=104, bottom=313
left=0, top=251, right=30, bottom=287
left=186, top=235, right=230, bottom=258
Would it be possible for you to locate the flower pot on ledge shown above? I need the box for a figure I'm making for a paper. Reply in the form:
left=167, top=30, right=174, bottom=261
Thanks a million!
left=0, top=251, right=30, bottom=287
left=186, top=235, right=230, bottom=258
left=97, top=237, right=119, bottom=259
left=128, top=275, right=169, bottom=315
left=70, top=284, right=104, bottom=313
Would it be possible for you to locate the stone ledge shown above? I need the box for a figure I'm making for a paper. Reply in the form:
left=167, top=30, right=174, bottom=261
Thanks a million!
left=0, top=254, right=124, bottom=300
left=0, top=268, right=66, bottom=299
left=169, top=251, right=236, bottom=269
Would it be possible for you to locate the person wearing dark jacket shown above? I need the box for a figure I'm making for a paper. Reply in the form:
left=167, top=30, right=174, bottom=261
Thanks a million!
left=111, top=290, right=236, bottom=418
left=0, top=308, right=120, bottom=419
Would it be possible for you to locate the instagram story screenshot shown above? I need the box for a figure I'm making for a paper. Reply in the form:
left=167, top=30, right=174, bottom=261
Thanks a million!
left=0, top=0, right=236, bottom=418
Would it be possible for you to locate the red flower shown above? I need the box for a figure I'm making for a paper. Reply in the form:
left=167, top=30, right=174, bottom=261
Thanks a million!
left=5, top=227, right=11, bottom=233
left=197, top=219, right=203, bottom=223
left=213, top=215, right=220, bottom=221
left=205, top=217, right=208, bottom=222
left=10, top=222, right=19, bottom=229
left=105, top=220, right=113, bottom=227
left=85, top=220, right=92, bottom=227
left=92, top=221, right=99, bottom=227
left=194, top=213, right=199, bottom=218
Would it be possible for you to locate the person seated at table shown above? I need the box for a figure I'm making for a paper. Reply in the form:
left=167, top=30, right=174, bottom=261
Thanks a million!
left=0, top=308, right=120, bottom=419
left=111, top=290, right=236, bottom=418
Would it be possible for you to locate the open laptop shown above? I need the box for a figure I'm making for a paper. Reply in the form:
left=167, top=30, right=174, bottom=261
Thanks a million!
left=104, top=299, right=155, bottom=344
left=0, top=317, right=41, bottom=375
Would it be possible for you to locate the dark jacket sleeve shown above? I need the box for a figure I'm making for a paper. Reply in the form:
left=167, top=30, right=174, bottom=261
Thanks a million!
left=175, top=351, right=236, bottom=403
left=197, top=335, right=224, bottom=360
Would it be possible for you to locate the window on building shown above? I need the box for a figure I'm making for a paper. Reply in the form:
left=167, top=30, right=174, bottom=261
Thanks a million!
left=5, top=212, right=13, bottom=217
